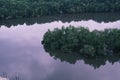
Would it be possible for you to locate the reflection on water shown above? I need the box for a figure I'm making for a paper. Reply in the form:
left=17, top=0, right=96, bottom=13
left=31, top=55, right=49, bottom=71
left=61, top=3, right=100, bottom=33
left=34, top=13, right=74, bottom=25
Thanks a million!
left=45, top=49, right=120, bottom=69
left=0, top=13, right=120, bottom=28
left=0, top=13, right=120, bottom=80
left=0, top=77, right=9, bottom=80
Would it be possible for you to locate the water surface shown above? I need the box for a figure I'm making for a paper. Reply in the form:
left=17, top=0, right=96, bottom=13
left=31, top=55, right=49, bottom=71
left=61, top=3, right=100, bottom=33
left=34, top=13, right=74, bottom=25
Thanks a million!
left=0, top=13, right=120, bottom=80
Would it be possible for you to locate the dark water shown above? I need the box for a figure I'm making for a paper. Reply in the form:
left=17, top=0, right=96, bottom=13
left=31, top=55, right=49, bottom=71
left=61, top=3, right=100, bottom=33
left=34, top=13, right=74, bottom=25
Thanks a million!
left=0, top=13, right=120, bottom=80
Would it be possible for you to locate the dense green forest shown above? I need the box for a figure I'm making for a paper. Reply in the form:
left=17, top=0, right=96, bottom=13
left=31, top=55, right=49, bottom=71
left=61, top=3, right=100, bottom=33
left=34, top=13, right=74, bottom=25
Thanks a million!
left=42, top=26, right=120, bottom=57
left=0, top=0, right=120, bottom=19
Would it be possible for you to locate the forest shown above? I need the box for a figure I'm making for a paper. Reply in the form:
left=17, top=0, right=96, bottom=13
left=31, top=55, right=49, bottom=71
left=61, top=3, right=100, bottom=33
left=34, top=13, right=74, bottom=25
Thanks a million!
left=0, top=0, right=120, bottom=19
left=42, top=26, right=120, bottom=57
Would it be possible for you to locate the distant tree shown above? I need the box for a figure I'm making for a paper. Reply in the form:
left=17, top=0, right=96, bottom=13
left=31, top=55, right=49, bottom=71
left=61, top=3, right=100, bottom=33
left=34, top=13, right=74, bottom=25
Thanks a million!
left=42, top=26, right=120, bottom=57
left=0, top=0, right=120, bottom=19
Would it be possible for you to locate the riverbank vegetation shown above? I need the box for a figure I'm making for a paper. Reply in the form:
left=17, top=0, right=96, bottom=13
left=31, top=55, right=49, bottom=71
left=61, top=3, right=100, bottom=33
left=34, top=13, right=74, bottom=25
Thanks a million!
left=0, top=0, right=120, bottom=19
left=42, top=26, right=120, bottom=57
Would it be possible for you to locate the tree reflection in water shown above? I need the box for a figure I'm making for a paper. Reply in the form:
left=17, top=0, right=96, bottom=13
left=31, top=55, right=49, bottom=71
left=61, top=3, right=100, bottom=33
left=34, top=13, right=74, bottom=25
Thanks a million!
left=44, top=47, right=120, bottom=69
left=0, top=13, right=120, bottom=28
left=42, top=26, right=120, bottom=69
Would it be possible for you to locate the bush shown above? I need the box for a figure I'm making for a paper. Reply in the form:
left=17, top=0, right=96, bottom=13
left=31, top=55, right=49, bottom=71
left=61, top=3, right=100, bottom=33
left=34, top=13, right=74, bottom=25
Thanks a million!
left=42, top=26, right=120, bottom=57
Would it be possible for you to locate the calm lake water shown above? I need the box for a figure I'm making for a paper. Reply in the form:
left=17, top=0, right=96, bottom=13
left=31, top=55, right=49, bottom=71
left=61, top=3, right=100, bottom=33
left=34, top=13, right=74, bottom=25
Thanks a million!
left=0, top=13, right=120, bottom=80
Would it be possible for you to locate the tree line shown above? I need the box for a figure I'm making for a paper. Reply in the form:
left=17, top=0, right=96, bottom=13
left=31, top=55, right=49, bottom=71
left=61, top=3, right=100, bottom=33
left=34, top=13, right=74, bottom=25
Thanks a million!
left=0, top=0, right=120, bottom=19
left=42, top=26, right=120, bottom=57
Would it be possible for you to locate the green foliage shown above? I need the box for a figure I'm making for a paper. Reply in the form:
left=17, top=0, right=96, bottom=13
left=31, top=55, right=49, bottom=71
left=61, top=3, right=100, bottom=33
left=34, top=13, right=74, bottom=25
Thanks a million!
left=42, top=26, right=120, bottom=57
left=0, top=0, right=120, bottom=19
left=80, top=45, right=95, bottom=56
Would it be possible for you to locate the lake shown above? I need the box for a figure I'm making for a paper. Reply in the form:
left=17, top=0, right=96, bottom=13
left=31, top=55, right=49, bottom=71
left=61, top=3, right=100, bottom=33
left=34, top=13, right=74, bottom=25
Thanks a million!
left=0, top=13, right=120, bottom=80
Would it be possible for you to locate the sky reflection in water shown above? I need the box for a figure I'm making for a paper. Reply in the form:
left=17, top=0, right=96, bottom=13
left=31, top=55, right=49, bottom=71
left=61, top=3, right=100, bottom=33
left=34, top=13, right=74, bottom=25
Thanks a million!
left=0, top=20, right=120, bottom=80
